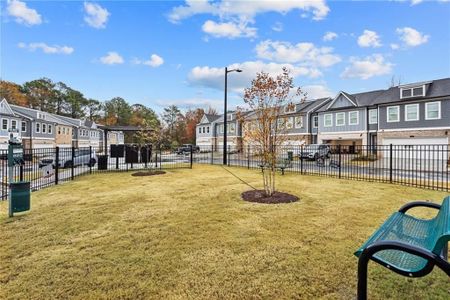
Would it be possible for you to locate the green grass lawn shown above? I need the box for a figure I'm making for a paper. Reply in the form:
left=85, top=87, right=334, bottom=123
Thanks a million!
left=0, top=165, right=448, bottom=299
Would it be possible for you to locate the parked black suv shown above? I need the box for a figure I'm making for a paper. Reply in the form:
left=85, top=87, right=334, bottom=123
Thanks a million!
left=176, top=144, right=200, bottom=154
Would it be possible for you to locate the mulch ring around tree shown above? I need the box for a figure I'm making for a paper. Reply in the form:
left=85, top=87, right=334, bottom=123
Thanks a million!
left=241, top=190, right=299, bottom=204
left=131, top=170, right=166, bottom=177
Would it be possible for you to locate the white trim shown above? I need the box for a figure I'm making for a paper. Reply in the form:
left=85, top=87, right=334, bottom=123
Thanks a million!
left=386, top=106, right=400, bottom=123
left=21, top=121, right=27, bottom=132
left=379, top=126, right=450, bottom=132
left=327, top=92, right=357, bottom=110
left=425, top=101, right=441, bottom=120
left=312, top=115, right=318, bottom=128
left=48, top=124, right=53, bottom=134
left=10, top=119, right=18, bottom=130
left=404, top=103, right=419, bottom=121
left=318, top=130, right=366, bottom=135
left=400, top=85, right=426, bottom=99
left=294, top=116, right=303, bottom=128
left=348, top=111, right=359, bottom=125
left=368, top=109, right=378, bottom=124
left=1, top=118, right=9, bottom=130
left=324, top=114, right=333, bottom=127
left=31, top=137, right=55, bottom=140
left=36, top=122, right=41, bottom=133
left=335, top=112, right=345, bottom=126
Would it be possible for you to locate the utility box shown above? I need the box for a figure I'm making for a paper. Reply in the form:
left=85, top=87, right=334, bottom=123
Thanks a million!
left=98, top=155, right=108, bottom=170
left=10, top=181, right=30, bottom=213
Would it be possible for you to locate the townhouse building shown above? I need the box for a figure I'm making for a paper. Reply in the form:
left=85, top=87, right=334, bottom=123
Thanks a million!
left=0, top=98, right=124, bottom=150
left=195, top=78, right=450, bottom=151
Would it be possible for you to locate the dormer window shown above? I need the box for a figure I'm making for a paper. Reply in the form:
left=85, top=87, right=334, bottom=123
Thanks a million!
left=400, top=85, right=425, bottom=99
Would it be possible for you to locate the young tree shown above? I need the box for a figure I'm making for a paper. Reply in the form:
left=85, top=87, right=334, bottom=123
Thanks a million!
left=238, top=68, right=306, bottom=196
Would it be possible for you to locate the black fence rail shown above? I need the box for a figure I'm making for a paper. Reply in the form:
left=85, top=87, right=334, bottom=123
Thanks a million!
left=0, top=144, right=191, bottom=200
left=193, top=144, right=450, bottom=192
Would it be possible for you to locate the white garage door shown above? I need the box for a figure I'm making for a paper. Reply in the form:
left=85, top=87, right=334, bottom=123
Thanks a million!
left=383, top=137, right=449, bottom=165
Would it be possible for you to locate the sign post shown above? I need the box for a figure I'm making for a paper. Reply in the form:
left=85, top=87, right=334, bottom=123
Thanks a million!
left=7, top=130, right=28, bottom=217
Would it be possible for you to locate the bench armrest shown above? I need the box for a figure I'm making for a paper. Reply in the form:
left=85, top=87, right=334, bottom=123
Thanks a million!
left=359, top=240, right=450, bottom=277
left=398, top=201, right=441, bottom=214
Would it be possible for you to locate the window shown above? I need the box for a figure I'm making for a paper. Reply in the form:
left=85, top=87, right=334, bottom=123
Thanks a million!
left=313, top=116, right=318, bottom=128
left=405, top=104, right=419, bottom=121
left=294, top=116, right=303, bottom=128
left=229, top=123, right=236, bottom=133
left=336, top=112, right=345, bottom=126
left=36, top=123, right=41, bottom=133
left=348, top=111, right=359, bottom=125
left=21, top=121, right=26, bottom=132
left=42, top=123, right=47, bottom=134
left=285, top=117, right=294, bottom=129
left=2, top=119, right=8, bottom=130
left=369, top=109, right=378, bottom=124
left=324, top=114, right=332, bottom=127
left=202, top=127, right=205, bottom=133
left=425, top=101, right=441, bottom=120
left=198, top=127, right=201, bottom=134
left=400, top=85, right=425, bottom=99
left=11, top=120, right=17, bottom=130
left=207, top=126, right=210, bottom=133
left=48, top=125, right=53, bottom=134
left=387, top=106, right=400, bottom=122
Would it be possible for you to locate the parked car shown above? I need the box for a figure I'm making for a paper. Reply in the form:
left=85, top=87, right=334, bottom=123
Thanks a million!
left=39, top=149, right=97, bottom=168
left=176, top=144, right=200, bottom=154
left=299, top=144, right=331, bottom=160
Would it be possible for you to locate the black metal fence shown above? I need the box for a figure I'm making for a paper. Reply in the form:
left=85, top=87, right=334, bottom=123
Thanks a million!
left=193, top=144, right=450, bottom=192
left=0, top=144, right=191, bottom=200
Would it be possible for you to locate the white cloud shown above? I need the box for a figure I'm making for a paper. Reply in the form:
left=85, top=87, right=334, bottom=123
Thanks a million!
left=390, top=43, right=400, bottom=50
left=188, top=61, right=322, bottom=93
left=272, top=22, right=283, bottom=32
left=341, top=54, right=393, bottom=80
left=411, top=0, right=423, bottom=5
left=168, top=0, right=330, bottom=23
left=6, top=0, right=42, bottom=26
left=303, top=84, right=334, bottom=99
left=396, top=27, right=429, bottom=47
left=323, top=31, right=338, bottom=41
left=202, top=20, right=256, bottom=38
left=357, top=30, right=382, bottom=48
left=100, top=52, right=124, bottom=65
left=132, top=54, right=164, bottom=67
left=18, top=42, right=74, bottom=54
left=84, top=2, right=110, bottom=29
left=255, top=40, right=341, bottom=67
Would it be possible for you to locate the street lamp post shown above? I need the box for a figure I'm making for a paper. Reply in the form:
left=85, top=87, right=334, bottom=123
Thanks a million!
left=223, top=67, right=242, bottom=165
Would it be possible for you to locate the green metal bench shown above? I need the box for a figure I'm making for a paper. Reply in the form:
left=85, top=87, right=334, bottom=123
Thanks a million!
left=259, top=159, right=292, bottom=175
left=355, top=196, right=450, bottom=300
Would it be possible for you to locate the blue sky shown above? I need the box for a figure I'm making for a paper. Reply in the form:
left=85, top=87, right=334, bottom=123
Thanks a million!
left=2, top=0, right=450, bottom=113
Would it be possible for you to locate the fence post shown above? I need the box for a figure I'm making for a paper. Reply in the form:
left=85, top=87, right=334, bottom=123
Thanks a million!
left=190, top=145, right=193, bottom=169
left=338, top=145, right=342, bottom=179
left=211, top=144, right=213, bottom=165
left=247, top=144, right=250, bottom=169
left=389, top=144, right=393, bottom=183
left=155, top=146, right=158, bottom=168
left=227, top=145, right=230, bottom=167
left=300, top=145, right=304, bottom=174
left=159, top=146, right=162, bottom=170
left=55, top=146, right=59, bottom=185
left=89, top=146, right=92, bottom=174
left=71, top=146, right=75, bottom=180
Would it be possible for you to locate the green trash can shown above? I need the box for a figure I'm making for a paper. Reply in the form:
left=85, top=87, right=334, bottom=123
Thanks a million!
left=10, top=181, right=30, bottom=213
left=287, top=151, right=293, bottom=162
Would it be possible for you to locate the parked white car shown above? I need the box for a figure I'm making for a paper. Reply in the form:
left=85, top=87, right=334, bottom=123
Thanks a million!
left=39, top=149, right=97, bottom=168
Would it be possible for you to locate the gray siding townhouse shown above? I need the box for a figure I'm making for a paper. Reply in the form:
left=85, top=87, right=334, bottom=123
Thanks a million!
left=10, top=104, right=59, bottom=149
left=212, top=112, right=242, bottom=151
left=0, top=99, right=26, bottom=150
left=374, top=79, right=450, bottom=148
left=196, top=114, right=220, bottom=147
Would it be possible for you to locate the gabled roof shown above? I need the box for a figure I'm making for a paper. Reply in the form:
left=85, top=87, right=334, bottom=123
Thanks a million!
left=199, top=114, right=220, bottom=124
left=0, top=98, right=16, bottom=116
left=326, top=91, right=357, bottom=110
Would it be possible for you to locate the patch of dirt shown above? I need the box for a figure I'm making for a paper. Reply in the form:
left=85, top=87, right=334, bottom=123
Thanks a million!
left=241, top=190, right=299, bottom=204
left=131, top=170, right=166, bottom=177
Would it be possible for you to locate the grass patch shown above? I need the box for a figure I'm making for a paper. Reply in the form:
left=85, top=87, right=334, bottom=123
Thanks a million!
left=0, top=165, right=448, bottom=299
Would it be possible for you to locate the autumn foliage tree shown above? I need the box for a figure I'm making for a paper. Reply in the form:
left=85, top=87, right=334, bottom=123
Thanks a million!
left=238, top=68, right=306, bottom=196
